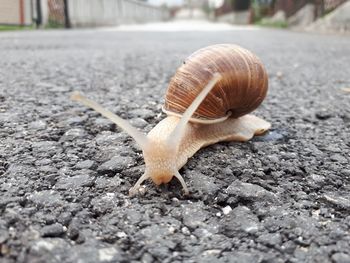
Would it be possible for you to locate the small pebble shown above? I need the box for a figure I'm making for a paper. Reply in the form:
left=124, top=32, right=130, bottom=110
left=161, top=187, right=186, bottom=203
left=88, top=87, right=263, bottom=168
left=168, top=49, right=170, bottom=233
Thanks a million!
left=222, top=205, right=232, bottom=215
left=41, top=223, right=65, bottom=237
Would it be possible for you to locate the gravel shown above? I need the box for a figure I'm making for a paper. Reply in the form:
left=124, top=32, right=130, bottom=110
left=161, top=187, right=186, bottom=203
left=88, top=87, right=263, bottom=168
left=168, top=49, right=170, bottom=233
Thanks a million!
left=41, top=223, right=66, bottom=238
left=0, top=26, right=349, bottom=262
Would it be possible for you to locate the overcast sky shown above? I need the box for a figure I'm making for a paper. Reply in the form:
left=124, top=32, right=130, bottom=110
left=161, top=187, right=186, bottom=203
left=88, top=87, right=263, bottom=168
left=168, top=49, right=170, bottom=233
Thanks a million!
left=147, top=0, right=224, bottom=8
left=147, top=0, right=184, bottom=7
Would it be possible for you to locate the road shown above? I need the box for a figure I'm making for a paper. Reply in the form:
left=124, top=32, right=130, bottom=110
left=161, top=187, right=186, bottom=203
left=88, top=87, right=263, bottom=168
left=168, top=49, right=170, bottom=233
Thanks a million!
left=0, top=23, right=350, bottom=262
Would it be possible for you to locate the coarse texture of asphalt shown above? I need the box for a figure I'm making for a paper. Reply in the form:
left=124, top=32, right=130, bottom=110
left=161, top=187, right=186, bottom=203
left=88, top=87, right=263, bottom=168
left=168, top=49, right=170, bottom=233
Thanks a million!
left=0, top=26, right=349, bottom=263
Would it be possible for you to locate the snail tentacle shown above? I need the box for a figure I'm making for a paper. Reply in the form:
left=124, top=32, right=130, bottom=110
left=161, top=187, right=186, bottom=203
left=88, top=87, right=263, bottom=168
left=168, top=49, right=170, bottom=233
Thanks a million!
left=174, top=171, right=189, bottom=195
left=128, top=172, right=150, bottom=196
left=166, top=73, right=221, bottom=150
left=71, top=91, right=150, bottom=150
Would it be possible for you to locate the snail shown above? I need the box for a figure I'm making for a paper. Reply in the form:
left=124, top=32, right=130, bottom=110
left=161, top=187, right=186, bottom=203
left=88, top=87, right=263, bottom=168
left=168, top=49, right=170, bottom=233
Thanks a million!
left=71, top=44, right=270, bottom=196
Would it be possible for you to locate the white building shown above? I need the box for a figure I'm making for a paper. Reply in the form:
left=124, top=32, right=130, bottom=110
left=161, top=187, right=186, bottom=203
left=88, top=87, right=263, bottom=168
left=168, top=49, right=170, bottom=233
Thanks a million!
left=0, top=0, right=33, bottom=25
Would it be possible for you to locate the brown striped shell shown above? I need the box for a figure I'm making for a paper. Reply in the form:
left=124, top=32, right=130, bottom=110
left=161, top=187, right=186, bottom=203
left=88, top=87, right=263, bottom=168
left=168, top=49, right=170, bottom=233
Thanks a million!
left=163, top=44, right=268, bottom=124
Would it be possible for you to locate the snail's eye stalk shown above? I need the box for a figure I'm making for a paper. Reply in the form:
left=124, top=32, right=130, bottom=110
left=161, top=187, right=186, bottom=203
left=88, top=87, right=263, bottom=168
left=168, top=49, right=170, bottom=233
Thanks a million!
left=128, top=172, right=150, bottom=196
left=174, top=171, right=189, bottom=195
left=71, top=92, right=150, bottom=151
left=166, top=73, right=222, bottom=149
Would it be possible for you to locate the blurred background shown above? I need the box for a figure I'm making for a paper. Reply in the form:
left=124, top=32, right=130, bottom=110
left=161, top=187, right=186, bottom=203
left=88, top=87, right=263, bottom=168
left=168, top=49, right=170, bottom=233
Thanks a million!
left=0, top=0, right=348, bottom=33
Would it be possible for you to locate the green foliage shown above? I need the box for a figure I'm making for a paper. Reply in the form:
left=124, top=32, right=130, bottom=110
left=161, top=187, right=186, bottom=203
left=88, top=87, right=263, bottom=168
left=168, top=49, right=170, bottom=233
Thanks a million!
left=251, top=0, right=271, bottom=22
left=255, top=19, right=288, bottom=28
left=0, top=25, right=34, bottom=31
left=202, top=1, right=211, bottom=15
left=46, top=19, right=65, bottom=29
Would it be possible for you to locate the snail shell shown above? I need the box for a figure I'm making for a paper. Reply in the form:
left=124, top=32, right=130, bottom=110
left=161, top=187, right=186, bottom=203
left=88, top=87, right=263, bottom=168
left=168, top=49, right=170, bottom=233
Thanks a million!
left=163, top=44, right=268, bottom=123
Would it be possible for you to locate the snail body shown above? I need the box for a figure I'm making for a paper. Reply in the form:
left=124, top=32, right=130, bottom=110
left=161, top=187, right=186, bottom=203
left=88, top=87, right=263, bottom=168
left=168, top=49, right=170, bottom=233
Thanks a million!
left=144, top=114, right=270, bottom=186
left=71, top=44, right=270, bottom=196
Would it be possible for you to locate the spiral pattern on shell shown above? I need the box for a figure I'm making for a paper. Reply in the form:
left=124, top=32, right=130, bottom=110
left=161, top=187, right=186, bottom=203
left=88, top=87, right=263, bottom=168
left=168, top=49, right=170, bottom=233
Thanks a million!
left=163, top=44, right=268, bottom=123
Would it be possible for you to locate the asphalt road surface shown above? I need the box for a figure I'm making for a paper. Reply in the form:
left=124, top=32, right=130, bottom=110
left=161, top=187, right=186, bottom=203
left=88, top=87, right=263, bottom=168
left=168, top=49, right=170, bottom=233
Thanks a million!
left=0, top=24, right=349, bottom=263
